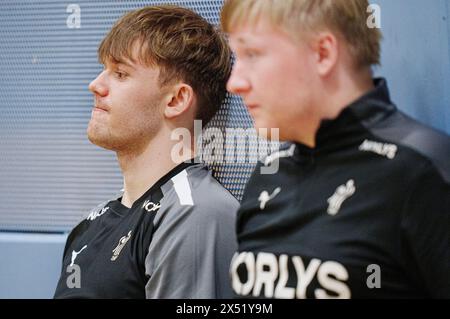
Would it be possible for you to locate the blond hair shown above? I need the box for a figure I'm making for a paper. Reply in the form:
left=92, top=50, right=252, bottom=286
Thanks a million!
left=99, top=5, right=232, bottom=124
left=221, top=0, right=381, bottom=69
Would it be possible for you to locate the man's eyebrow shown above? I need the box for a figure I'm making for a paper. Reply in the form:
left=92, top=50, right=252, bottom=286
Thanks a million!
left=232, top=36, right=260, bottom=47
left=109, top=57, right=136, bottom=70
left=235, top=37, right=248, bottom=44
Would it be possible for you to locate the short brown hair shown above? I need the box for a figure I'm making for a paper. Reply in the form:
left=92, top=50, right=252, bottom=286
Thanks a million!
left=221, top=0, right=382, bottom=69
left=99, top=5, right=232, bottom=125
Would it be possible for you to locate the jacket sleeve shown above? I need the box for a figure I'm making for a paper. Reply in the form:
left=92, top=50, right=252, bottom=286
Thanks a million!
left=400, top=162, right=450, bottom=298
left=144, top=190, right=239, bottom=299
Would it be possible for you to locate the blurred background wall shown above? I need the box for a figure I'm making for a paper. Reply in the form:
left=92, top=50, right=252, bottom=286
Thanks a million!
left=0, top=0, right=448, bottom=298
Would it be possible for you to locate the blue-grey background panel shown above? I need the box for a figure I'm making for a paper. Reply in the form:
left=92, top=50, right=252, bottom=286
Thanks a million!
left=0, top=0, right=449, bottom=298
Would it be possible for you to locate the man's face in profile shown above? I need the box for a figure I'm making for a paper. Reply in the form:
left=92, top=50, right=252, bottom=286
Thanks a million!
left=227, top=20, right=320, bottom=141
left=87, top=44, right=167, bottom=153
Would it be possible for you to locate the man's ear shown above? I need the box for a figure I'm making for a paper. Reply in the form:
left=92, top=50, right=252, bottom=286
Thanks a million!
left=164, top=83, right=195, bottom=119
left=313, top=31, right=339, bottom=77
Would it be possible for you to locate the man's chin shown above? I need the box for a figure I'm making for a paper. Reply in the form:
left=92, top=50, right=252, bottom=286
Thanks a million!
left=253, top=122, right=282, bottom=141
left=87, top=130, right=116, bottom=151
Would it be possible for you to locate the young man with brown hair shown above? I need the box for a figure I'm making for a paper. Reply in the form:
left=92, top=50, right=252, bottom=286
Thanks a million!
left=54, top=5, right=238, bottom=298
left=222, top=0, right=449, bottom=298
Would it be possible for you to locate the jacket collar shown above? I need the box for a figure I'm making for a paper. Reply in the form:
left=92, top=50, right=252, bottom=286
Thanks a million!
left=294, top=78, right=397, bottom=156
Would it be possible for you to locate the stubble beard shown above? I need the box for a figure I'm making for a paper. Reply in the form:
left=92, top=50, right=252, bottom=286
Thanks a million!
left=87, top=120, right=115, bottom=151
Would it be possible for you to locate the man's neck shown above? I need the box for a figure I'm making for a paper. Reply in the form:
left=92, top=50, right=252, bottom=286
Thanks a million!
left=324, top=68, right=374, bottom=120
left=117, top=130, right=194, bottom=208
left=294, top=70, right=374, bottom=148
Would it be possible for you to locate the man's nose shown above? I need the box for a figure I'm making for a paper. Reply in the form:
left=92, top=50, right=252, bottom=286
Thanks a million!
left=88, top=71, right=108, bottom=97
left=226, top=65, right=251, bottom=96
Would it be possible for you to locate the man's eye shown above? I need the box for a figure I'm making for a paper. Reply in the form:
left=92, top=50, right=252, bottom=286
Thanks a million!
left=115, top=71, right=127, bottom=79
left=245, top=50, right=259, bottom=58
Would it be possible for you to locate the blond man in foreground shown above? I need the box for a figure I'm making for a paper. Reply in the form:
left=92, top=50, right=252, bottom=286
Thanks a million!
left=222, top=0, right=450, bottom=298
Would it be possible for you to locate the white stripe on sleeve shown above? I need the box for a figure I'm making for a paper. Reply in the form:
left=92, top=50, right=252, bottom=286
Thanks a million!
left=171, top=170, right=194, bottom=206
